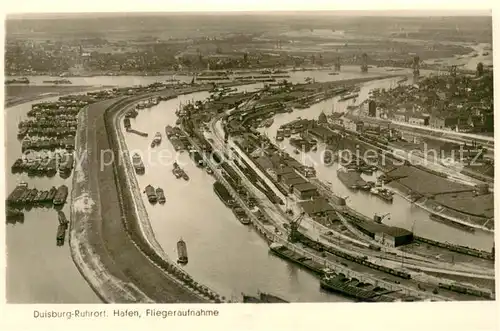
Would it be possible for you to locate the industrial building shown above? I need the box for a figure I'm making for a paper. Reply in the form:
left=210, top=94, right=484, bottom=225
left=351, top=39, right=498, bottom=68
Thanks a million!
left=293, top=183, right=318, bottom=200
left=351, top=220, right=413, bottom=247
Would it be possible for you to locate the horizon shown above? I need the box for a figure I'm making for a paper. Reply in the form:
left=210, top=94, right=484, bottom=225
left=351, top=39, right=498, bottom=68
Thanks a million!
left=6, top=10, right=492, bottom=20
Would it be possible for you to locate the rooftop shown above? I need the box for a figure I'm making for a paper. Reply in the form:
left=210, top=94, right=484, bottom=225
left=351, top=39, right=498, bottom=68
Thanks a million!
left=293, top=182, right=318, bottom=193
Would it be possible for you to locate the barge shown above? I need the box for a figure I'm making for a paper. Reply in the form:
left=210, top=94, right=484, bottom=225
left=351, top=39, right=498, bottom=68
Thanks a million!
left=269, top=243, right=324, bottom=275
left=233, top=207, right=250, bottom=225
left=429, top=213, right=475, bottom=233
left=6, top=207, right=24, bottom=223
left=320, top=269, right=406, bottom=302
left=177, top=239, right=188, bottom=264
left=213, top=181, right=234, bottom=207
left=242, top=292, right=289, bottom=303
left=131, top=153, right=145, bottom=174
left=144, top=185, right=157, bottom=204
left=58, top=210, right=69, bottom=227
left=56, top=224, right=66, bottom=246
left=6, top=181, right=29, bottom=205
left=337, top=169, right=367, bottom=190
left=53, top=185, right=68, bottom=205
left=156, top=187, right=166, bottom=204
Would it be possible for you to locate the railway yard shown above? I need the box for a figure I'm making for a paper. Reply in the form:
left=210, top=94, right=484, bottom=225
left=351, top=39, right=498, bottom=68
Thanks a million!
left=6, top=70, right=496, bottom=303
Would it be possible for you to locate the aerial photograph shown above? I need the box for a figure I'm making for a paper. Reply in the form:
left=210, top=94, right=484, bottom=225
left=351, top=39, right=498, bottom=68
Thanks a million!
left=4, top=11, right=495, bottom=304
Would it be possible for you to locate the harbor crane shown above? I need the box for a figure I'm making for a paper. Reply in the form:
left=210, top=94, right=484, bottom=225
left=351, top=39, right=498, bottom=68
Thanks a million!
left=288, top=211, right=306, bottom=243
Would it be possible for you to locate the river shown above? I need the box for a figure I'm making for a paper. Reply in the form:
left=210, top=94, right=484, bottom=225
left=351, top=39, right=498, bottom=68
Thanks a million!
left=4, top=65, right=493, bottom=303
left=5, top=97, right=100, bottom=303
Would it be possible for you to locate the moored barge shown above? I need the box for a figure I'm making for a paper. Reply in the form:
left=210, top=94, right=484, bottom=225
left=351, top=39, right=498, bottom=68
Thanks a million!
left=144, top=185, right=157, bottom=204
left=53, top=185, right=68, bottom=205
left=177, top=238, right=188, bottom=264
left=156, top=187, right=166, bottom=204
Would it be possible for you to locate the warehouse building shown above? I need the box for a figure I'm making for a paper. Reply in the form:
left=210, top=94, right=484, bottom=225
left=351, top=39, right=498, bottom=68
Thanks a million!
left=352, top=220, right=413, bottom=247
left=293, top=182, right=319, bottom=200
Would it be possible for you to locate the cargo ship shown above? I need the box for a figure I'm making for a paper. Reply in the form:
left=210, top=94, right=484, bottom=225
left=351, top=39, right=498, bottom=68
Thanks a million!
left=53, top=185, right=68, bottom=205
left=156, top=187, right=166, bottom=204
left=429, top=213, right=475, bottom=233
left=177, top=238, right=188, bottom=264
left=213, top=181, right=234, bottom=207
left=151, top=132, right=162, bottom=148
left=144, top=185, right=157, bottom=203
left=370, top=187, right=394, bottom=203
left=131, top=153, right=145, bottom=174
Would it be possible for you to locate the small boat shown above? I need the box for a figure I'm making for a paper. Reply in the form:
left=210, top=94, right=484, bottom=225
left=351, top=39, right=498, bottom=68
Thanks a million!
left=206, top=167, right=213, bottom=175
left=173, top=168, right=182, bottom=179
left=293, top=149, right=299, bottom=155
left=182, top=172, right=189, bottom=181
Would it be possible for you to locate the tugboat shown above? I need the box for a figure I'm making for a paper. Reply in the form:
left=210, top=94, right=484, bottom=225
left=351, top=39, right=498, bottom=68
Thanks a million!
left=182, top=171, right=189, bottom=181
left=151, top=132, right=162, bottom=148
left=177, top=238, right=188, bottom=264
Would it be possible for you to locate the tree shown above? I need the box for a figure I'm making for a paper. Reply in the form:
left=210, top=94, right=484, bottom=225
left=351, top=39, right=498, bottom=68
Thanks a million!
left=476, top=62, right=484, bottom=77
